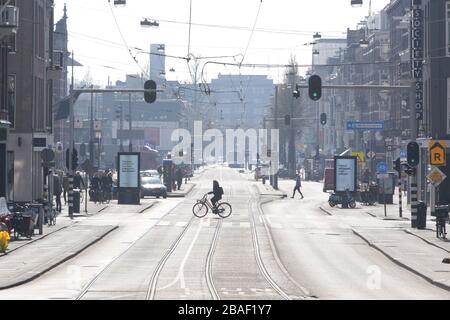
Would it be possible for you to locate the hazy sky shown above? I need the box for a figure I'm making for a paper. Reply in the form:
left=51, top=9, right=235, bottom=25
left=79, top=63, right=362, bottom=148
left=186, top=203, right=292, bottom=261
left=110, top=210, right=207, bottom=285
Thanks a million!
left=54, top=0, right=391, bottom=86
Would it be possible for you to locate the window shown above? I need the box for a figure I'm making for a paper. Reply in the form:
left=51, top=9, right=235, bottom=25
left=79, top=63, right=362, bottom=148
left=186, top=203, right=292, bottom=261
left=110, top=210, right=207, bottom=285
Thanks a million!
left=447, top=2, right=450, bottom=56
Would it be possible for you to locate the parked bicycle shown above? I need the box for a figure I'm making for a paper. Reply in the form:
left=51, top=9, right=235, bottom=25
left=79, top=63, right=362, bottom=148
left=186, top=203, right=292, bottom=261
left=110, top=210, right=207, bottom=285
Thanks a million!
left=192, top=193, right=232, bottom=218
left=436, top=207, right=449, bottom=239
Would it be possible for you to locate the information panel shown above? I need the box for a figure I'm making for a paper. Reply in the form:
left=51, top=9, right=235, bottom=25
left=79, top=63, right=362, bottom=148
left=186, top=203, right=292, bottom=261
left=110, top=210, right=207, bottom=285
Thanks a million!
left=334, top=156, right=357, bottom=192
left=118, top=153, right=140, bottom=188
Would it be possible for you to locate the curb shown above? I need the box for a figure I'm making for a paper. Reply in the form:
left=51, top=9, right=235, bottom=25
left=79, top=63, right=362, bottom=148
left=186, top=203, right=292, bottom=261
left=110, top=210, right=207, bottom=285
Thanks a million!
left=167, top=183, right=196, bottom=198
left=319, top=206, right=333, bottom=216
left=0, top=225, right=119, bottom=291
left=404, top=229, right=450, bottom=254
left=0, top=225, right=70, bottom=258
left=351, top=228, right=450, bottom=292
left=139, top=202, right=157, bottom=214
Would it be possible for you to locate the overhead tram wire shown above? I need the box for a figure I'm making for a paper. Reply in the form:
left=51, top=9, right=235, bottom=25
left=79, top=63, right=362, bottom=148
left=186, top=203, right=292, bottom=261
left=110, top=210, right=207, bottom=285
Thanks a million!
left=107, top=0, right=147, bottom=76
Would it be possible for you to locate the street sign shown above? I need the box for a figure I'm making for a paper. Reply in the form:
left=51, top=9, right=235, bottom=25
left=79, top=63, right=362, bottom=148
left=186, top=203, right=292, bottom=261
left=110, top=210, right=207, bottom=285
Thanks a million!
left=366, top=151, right=376, bottom=159
left=429, top=140, right=447, bottom=166
left=346, top=121, right=384, bottom=131
left=400, top=150, right=407, bottom=158
left=427, top=167, right=447, bottom=187
left=377, top=162, right=388, bottom=174
left=352, top=151, right=365, bottom=163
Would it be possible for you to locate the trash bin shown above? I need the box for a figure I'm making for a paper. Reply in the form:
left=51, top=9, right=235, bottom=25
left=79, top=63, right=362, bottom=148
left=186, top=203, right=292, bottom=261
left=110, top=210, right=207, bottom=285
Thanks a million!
left=73, top=191, right=80, bottom=214
left=416, top=201, right=427, bottom=230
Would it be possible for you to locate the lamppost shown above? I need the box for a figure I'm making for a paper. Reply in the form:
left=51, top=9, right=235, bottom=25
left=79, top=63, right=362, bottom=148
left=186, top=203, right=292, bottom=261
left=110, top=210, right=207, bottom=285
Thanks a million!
left=95, top=131, right=102, bottom=169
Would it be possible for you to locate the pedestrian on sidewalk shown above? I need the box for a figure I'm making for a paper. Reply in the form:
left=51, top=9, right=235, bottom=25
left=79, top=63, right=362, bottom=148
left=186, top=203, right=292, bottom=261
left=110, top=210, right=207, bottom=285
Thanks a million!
left=62, top=174, right=69, bottom=205
left=53, top=174, right=62, bottom=212
left=292, top=171, right=304, bottom=199
left=176, top=167, right=184, bottom=191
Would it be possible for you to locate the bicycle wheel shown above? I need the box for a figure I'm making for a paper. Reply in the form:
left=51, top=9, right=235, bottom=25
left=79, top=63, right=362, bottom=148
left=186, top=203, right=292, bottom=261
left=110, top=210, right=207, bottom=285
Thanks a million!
left=217, top=202, right=232, bottom=218
left=193, top=202, right=208, bottom=218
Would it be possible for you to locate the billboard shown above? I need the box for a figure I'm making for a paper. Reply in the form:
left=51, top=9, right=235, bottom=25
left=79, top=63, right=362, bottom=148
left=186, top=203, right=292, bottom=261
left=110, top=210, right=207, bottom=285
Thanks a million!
left=334, top=156, right=357, bottom=192
left=118, top=153, right=140, bottom=188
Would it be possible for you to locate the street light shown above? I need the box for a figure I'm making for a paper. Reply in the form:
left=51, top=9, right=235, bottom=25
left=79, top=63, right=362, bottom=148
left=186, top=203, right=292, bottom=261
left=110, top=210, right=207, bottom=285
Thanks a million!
left=351, top=0, right=363, bottom=7
left=113, top=0, right=126, bottom=6
left=141, top=18, right=159, bottom=27
left=313, top=32, right=322, bottom=39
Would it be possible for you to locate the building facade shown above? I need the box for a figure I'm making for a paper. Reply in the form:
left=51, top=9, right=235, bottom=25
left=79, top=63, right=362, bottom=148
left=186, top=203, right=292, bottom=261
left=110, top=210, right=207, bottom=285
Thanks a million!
left=6, top=0, right=54, bottom=202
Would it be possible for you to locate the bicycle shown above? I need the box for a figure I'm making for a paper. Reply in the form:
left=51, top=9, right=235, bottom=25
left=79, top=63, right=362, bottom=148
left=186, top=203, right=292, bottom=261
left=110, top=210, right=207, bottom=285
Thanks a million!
left=436, top=211, right=448, bottom=239
left=46, top=207, right=57, bottom=226
left=192, top=193, right=232, bottom=218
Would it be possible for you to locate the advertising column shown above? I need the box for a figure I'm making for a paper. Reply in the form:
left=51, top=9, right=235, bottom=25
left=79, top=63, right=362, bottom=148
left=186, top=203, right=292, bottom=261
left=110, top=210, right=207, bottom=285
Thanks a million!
left=117, top=152, right=141, bottom=205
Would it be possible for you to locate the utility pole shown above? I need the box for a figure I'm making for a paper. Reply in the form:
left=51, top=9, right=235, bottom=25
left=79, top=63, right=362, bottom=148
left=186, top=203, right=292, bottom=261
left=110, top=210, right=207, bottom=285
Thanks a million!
left=68, top=51, right=75, bottom=219
left=273, top=85, right=279, bottom=189
left=89, top=85, right=94, bottom=165
left=288, top=73, right=296, bottom=178
left=129, top=93, right=132, bottom=152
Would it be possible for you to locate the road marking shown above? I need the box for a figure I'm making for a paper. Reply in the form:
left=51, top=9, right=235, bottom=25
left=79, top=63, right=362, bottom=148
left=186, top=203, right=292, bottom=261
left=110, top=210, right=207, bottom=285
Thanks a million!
left=156, top=221, right=170, bottom=226
left=158, top=219, right=205, bottom=291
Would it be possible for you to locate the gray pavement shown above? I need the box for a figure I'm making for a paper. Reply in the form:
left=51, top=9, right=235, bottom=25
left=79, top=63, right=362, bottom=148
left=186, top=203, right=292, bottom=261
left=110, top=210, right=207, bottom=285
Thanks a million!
left=259, top=179, right=450, bottom=299
left=0, top=224, right=117, bottom=290
left=1, top=166, right=449, bottom=299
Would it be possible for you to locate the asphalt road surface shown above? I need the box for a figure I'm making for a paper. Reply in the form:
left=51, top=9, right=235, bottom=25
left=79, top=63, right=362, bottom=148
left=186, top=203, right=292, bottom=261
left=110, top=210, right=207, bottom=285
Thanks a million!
left=0, top=166, right=449, bottom=300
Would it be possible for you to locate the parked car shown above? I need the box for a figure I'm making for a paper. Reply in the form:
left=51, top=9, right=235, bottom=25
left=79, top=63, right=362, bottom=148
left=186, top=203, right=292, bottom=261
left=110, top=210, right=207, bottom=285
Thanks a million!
left=140, top=170, right=159, bottom=177
left=141, top=176, right=167, bottom=199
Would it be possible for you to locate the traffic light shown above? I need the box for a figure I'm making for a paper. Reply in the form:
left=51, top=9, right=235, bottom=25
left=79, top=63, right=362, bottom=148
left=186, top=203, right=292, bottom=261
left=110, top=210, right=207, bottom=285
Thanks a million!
left=285, top=115, right=291, bottom=126
left=407, top=141, right=420, bottom=167
left=308, top=75, right=322, bottom=101
left=66, top=148, right=79, bottom=171
left=293, top=84, right=300, bottom=99
left=320, top=113, right=327, bottom=126
left=393, top=157, right=401, bottom=174
left=144, top=80, right=157, bottom=104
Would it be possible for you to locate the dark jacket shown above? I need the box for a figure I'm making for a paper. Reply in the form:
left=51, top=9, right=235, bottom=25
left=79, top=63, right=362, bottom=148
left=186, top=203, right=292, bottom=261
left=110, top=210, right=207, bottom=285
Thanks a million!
left=54, top=176, right=62, bottom=195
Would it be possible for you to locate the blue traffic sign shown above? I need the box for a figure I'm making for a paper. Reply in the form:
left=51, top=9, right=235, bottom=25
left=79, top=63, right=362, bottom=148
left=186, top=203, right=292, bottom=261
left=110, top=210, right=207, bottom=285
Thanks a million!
left=346, top=121, right=384, bottom=131
left=400, top=150, right=407, bottom=158
left=377, top=162, right=388, bottom=174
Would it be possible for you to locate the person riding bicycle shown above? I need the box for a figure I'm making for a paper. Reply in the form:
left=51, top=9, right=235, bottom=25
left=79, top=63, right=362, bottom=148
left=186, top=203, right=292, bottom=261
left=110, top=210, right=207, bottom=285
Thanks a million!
left=208, top=180, right=224, bottom=213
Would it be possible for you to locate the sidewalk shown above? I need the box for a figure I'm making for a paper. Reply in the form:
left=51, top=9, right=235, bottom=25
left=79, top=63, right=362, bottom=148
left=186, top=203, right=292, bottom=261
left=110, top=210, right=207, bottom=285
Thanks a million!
left=0, top=224, right=117, bottom=290
left=320, top=196, right=450, bottom=291
left=5, top=199, right=109, bottom=254
left=167, top=182, right=195, bottom=197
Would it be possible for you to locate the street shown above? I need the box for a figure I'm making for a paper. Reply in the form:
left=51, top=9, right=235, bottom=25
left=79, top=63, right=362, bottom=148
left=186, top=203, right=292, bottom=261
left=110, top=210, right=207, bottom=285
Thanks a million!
left=1, top=166, right=449, bottom=300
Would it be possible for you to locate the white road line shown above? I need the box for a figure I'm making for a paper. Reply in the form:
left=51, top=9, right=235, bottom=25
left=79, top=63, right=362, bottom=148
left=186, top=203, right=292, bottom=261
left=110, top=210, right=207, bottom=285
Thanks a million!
left=156, top=221, right=170, bottom=226
left=158, top=220, right=205, bottom=291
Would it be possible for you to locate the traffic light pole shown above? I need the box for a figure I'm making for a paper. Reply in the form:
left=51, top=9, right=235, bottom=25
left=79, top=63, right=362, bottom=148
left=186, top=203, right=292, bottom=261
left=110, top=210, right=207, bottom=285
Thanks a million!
left=68, top=86, right=74, bottom=219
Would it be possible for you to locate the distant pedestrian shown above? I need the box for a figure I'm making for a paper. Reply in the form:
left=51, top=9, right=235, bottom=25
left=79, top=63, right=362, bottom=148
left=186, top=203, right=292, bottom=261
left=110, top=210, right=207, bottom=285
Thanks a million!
left=292, top=172, right=304, bottom=199
left=176, top=168, right=184, bottom=191
left=62, top=175, right=69, bottom=204
left=53, top=174, right=62, bottom=212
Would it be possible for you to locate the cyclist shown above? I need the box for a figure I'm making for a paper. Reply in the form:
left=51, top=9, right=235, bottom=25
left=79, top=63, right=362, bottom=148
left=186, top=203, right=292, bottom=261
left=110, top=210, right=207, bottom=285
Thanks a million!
left=208, top=180, right=224, bottom=213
